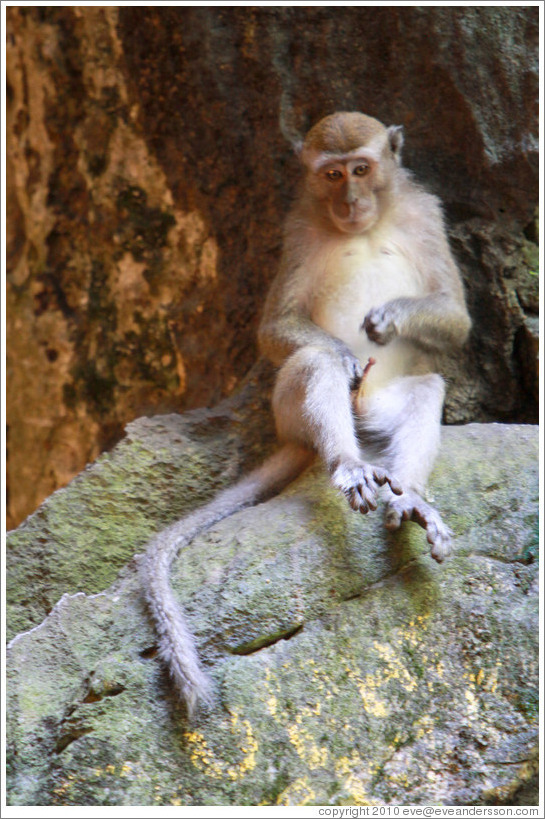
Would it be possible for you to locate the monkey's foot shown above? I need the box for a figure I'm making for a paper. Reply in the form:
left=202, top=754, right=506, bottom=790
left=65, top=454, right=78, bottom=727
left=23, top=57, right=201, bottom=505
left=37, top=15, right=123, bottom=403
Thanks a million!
left=384, top=491, right=452, bottom=562
left=332, top=459, right=403, bottom=515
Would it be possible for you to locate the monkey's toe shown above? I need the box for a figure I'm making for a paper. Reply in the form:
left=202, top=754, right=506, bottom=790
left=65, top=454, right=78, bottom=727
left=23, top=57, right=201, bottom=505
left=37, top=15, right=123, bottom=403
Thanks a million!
left=332, top=460, right=385, bottom=515
left=385, top=493, right=452, bottom=561
left=384, top=505, right=403, bottom=530
left=429, top=528, right=452, bottom=563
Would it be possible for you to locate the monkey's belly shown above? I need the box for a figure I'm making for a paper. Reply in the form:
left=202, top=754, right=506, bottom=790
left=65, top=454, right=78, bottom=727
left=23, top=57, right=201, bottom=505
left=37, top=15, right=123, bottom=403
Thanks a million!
left=309, top=244, right=424, bottom=393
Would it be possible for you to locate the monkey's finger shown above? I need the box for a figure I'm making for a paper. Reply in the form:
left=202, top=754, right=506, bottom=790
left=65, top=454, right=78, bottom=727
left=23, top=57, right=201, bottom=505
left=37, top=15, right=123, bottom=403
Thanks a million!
left=359, top=482, right=378, bottom=512
left=369, top=467, right=388, bottom=485
left=384, top=506, right=402, bottom=530
left=362, top=321, right=378, bottom=341
left=425, top=520, right=439, bottom=544
left=372, top=469, right=403, bottom=496
left=430, top=532, right=452, bottom=563
left=360, top=488, right=377, bottom=512
left=430, top=538, right=444, bottom=562
left=347, top=486, right=369, bottom=514
left=386, top=476, right=404, bottom=495
left=350, top=372, right=363, bottom=391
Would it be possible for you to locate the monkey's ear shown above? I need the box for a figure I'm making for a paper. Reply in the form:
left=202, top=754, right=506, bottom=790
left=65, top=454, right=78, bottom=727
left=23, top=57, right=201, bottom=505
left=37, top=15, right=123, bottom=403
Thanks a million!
left=291, top=138, right=304, bottom=159
left=387, top=125, right=404, bottom=160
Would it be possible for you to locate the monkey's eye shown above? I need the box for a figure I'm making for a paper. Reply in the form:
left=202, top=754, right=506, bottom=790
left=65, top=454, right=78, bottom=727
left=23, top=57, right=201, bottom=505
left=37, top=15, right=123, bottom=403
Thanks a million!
left=353, top=164, right=370, bottom=176
left=325, top=169, right=343, bottom=181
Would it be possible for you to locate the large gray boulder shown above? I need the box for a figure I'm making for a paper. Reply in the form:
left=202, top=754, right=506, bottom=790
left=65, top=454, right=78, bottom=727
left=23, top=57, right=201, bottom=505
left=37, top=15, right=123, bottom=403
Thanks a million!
left=6, top=399, right=538, bottom=806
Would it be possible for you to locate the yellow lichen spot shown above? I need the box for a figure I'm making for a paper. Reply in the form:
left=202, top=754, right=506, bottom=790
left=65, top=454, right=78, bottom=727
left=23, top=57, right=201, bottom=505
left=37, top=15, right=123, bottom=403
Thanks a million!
left=170, top=798, right=182, bottom=806
left=465, top=687, right=479, bottom=715
left=358, top=684, right=389, bottom=717
left=335, top=750, right=365, bottom=783
left=485, top=667, right=498, bottom=693
left=184, top=730, right=214, bottom=773
left=239, top=720, right=258, bottom=775
left=105, top=764, right=115, bottom=775
left=345, top=773, right=371, bottom=805
left=414, top=715, right=434, bottom=740
left=276, top=777, right=316, bottom=806
left=185, top=717, right=257, bottom=781
left=287, top=721, right=328, bottom=770
left=53, top=778, right=73, bottom=797
left=385, top=769, right=411, bottom=787
left=476, top=668, right=485, bottom=686
left=184, top=730, right=205, bottom=744
left=336, top=756, right=352, bottom=776
left=436, top=661, right=445, bottom=677
left=371, top=641, right=417, bottom=692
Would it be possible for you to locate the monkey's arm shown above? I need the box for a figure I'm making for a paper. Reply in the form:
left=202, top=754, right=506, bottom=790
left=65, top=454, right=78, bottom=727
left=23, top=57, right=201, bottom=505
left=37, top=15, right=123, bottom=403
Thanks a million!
left=363, top=290, right=471, bottom=352
left=364, top=201, right=471, bottom=352
left=259, top=256, right=364, bottom=386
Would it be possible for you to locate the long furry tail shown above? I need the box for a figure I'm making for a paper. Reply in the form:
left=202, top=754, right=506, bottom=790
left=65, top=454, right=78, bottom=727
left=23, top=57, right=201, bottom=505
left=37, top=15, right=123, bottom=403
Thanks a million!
left=139, top=443, right=313, bottom=718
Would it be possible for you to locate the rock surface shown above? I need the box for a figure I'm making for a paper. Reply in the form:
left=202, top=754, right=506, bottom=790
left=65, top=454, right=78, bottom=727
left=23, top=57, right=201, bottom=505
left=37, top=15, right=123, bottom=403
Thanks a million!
left=6, top=5, right=539, bottom=528
left=6, top=402, right=539, bottom=807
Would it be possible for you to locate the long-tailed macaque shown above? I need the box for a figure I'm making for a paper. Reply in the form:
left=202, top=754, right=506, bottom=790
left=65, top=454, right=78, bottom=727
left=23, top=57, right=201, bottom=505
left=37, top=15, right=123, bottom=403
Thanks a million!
left=139, top=112, right=471, bottom=716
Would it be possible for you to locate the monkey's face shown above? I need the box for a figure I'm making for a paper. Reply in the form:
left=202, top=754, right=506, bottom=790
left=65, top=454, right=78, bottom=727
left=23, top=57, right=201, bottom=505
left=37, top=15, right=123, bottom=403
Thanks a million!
left=308, top=157, right=390, bottom=235
left=300, top=114, right=401, bottom=235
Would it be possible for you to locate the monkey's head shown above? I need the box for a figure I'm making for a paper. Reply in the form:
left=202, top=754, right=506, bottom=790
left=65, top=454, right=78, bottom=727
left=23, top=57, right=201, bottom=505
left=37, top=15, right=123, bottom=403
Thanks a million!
left=299, top=112, right=404, bottom=235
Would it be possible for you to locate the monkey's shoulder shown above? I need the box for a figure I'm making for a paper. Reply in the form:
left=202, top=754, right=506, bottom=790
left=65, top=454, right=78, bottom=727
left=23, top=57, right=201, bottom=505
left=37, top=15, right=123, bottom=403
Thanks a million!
left=393, top=180, right=446, bottom=230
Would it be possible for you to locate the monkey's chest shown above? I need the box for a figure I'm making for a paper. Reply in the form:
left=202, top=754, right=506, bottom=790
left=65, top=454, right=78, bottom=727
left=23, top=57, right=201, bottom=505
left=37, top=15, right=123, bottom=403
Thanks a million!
left=309, top=241, right=420, bottom=353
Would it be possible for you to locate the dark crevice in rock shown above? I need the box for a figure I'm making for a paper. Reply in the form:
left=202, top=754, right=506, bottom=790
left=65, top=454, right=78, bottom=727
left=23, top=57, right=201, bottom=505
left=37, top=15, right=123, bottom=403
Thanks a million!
left=81, top=683, right=126, bottom=704
left=139, top=645, right=159, bottom=659
left=54, top=725, right=94, bottom=754
left=229, top=622, right=304, bottom=655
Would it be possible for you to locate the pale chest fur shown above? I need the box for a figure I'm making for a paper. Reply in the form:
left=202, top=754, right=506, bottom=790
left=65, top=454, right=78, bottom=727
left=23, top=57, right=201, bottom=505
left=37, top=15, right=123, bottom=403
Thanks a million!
left=300, top=230, right=425, bottom=390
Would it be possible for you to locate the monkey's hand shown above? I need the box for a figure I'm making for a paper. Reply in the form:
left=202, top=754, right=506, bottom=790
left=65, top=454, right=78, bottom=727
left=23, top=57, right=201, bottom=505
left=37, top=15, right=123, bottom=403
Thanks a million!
left=332, top=459, right=403, bottom=515
left=338, top=347, right=364, bottom=390
left=362, top=304, right=398, bottom=345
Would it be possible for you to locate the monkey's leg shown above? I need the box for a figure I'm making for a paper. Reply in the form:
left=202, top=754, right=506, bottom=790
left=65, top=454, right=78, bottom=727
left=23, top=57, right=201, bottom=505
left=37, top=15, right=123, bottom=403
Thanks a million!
left=272, top=346, right=402, bottom=513
left=363, top=374, right=452, bottom=562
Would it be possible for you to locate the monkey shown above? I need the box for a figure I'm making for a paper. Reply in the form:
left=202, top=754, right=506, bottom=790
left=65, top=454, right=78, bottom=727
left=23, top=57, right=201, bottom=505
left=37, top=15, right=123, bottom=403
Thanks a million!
left=139, top=111, right=471, bottom=717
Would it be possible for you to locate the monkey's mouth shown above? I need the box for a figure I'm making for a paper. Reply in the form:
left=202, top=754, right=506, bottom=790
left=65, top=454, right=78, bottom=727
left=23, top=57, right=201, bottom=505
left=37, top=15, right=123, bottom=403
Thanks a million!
left=330, top=204, right=377, bottom=233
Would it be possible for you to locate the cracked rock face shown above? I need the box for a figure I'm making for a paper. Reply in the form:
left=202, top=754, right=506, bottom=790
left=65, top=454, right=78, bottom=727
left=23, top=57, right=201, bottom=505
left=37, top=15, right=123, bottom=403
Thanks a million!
left=6, top=398, right=539, bottom=807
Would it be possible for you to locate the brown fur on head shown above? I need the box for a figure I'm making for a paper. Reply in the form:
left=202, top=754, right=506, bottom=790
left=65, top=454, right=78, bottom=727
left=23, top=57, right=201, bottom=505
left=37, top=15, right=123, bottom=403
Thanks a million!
left=304, top=112, right=386, bottom=156
left=301, top=112, right=403, bottom=171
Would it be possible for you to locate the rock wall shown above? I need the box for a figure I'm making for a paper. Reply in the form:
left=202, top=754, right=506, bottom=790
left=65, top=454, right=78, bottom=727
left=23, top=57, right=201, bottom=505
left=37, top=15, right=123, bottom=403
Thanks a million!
left=6, top=5, right=539, bottom=528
